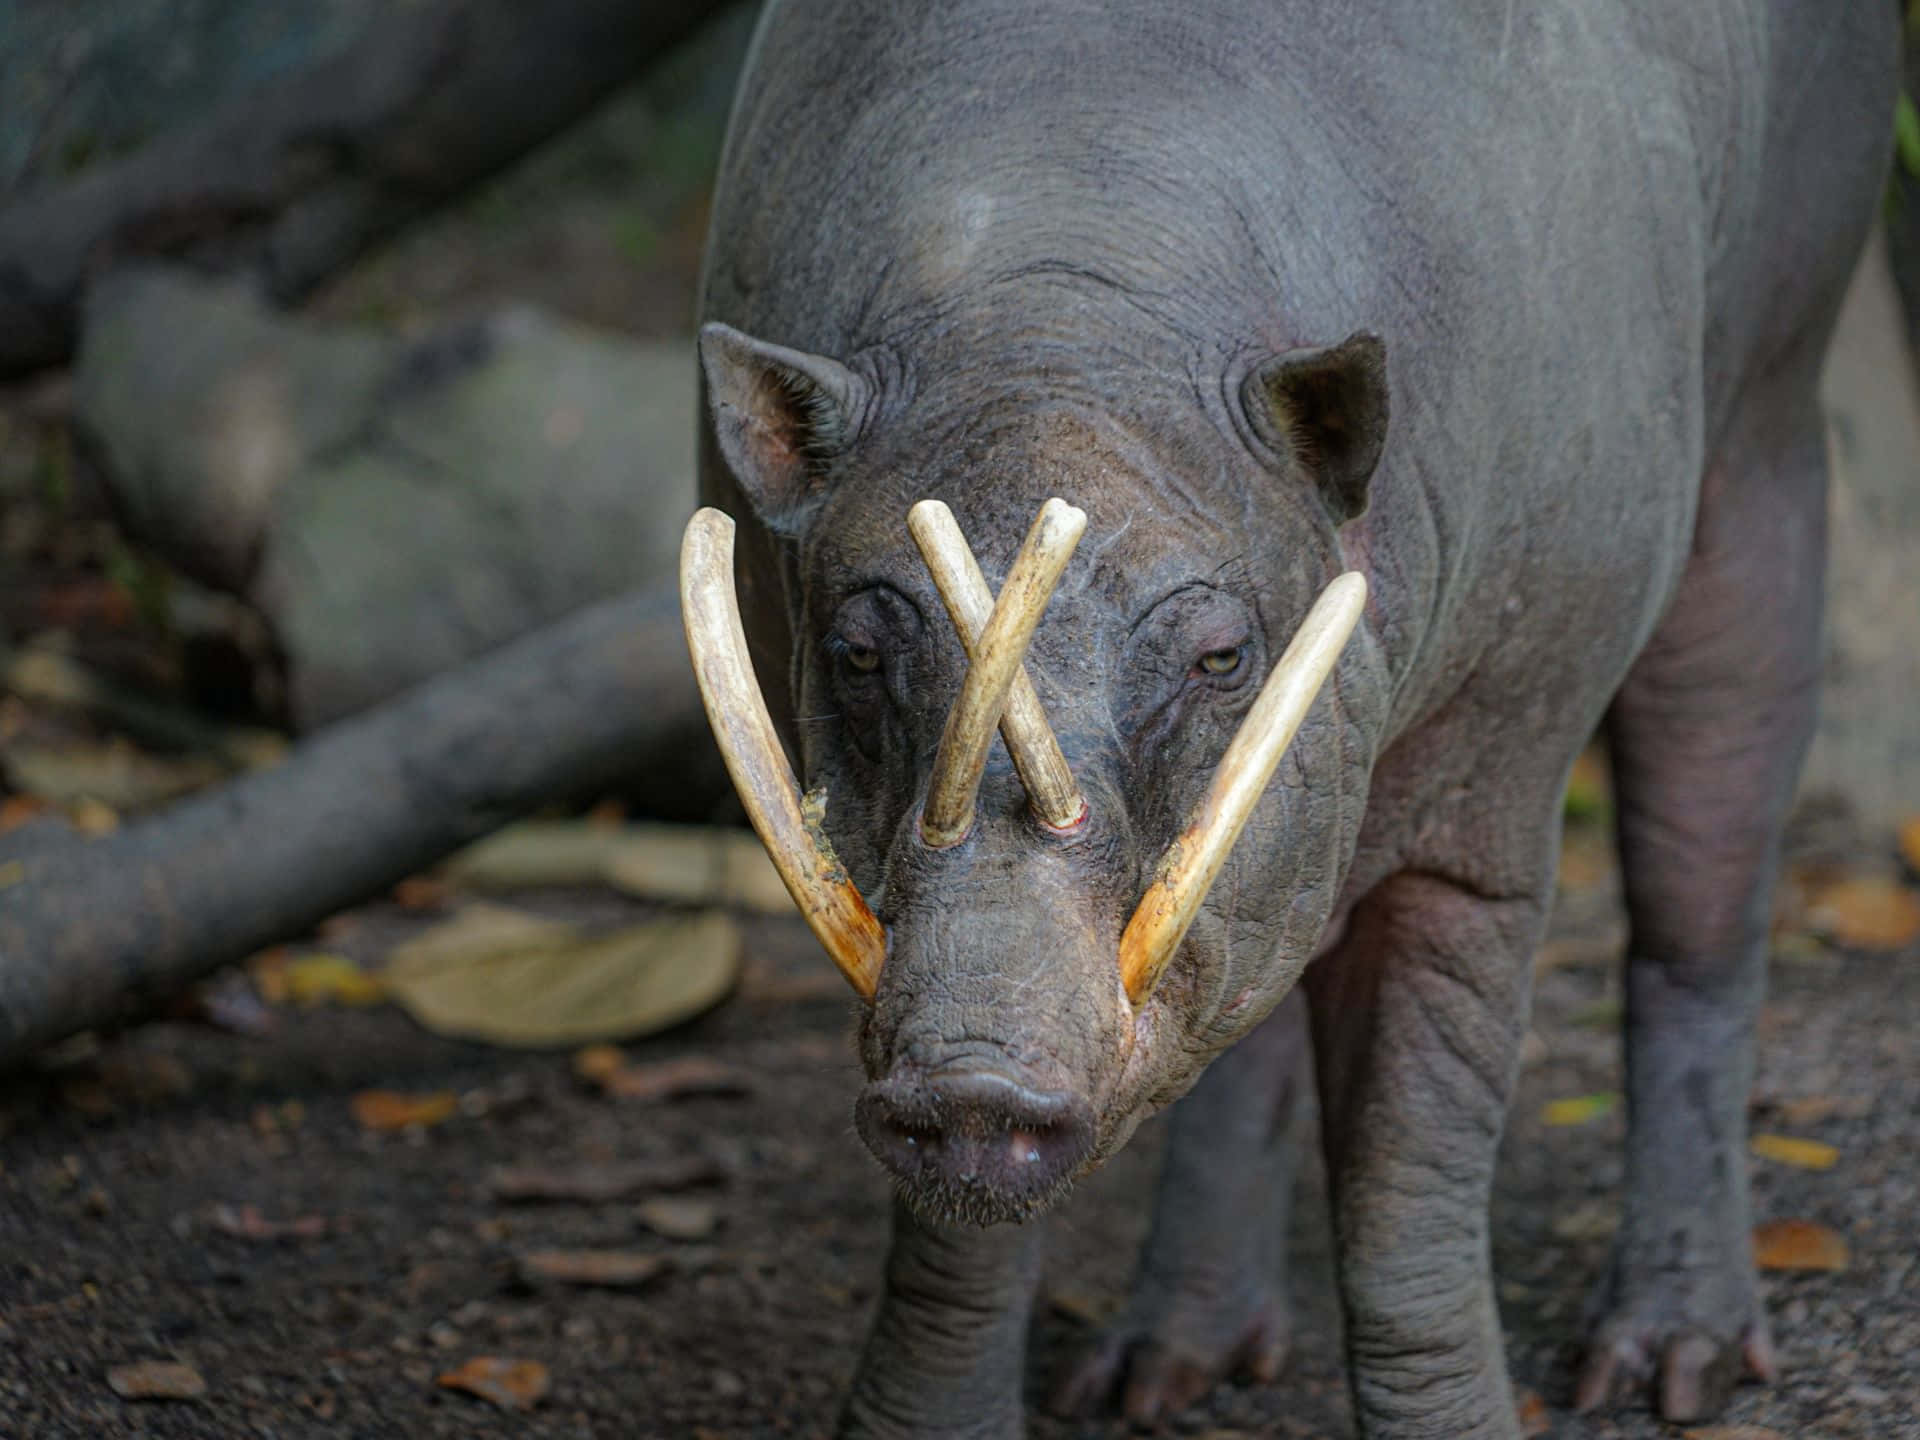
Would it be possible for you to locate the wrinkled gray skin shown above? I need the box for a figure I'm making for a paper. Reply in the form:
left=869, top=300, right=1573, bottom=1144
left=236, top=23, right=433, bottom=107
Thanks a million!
left=693, top=3, right=1897, bottom=1435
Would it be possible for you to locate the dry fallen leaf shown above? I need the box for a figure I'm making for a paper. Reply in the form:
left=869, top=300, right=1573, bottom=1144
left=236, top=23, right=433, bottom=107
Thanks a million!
left=71, top=796, right=119, bottom=835
left=517, top=1249, right=669, bottom=1289
left=1900, top=816, right=1920, bottom=877
left=1752, top=1219, right=1849, bottom=1272
left=4, top=742, right=221, bottom=815
left=436, top=1356, right=549, bottom=1412
left=208, top=1204, right=330, bottom=1242
left=598, top=1056, right=755, bottom=1103
left=0, top=793, right=47, bottom=833
left=1533, top=936, right=1618, bottom=974
left=1764, top=1094, right=1871, bottom=1127
left=1550, top=1200, right=1619, bottom=1243
left=1542, top=1092, right=1619, bottom=1127
left=382, top=905, right=741, bottom=1048
left=247, top=949, right=291, bottom=1005
left=1556, top=829, right=1615, bottom=893
left=1749, top=1133, right=1839, bottom=1171
left=488, top=1156, right=725, bottom=1204
left=1803, top=876, right=1920, bottom=951
left=1515, top=1386, right=1551, bottom=1438
left=1684, top=1426, right=1787, bottom=1440
left=392, top=874, right=450, bottom=910
left=572, top=1044, right=627, bottom=1084
left=107, top=1361, right=207, bottom=1401
left=604, top=826, right=791, bottom=914
left=350, top=1090, right=457, bottom=1132
left=1047, top=1289, right=1113, bottom=1328
left=636, top=1196, right=719, bottom=1241
left=446, top=821, right=792, bottom=913
left=284, top=955, right=385, bottom=1008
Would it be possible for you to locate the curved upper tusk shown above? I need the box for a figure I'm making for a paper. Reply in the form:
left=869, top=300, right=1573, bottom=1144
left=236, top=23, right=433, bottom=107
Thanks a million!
left=908, top=500, right=1087, bottom=833
left=919, top=498, right=1088, bottom=848
left=680, top=507, right=887, bottom=999
left=1117, top=571, right=1369, bottom=1008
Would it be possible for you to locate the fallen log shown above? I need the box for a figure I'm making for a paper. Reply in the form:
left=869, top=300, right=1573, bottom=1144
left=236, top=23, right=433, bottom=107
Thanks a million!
left=0, top=0, right=735, bottom=377
left=0, top=581, right=726, bottom=1064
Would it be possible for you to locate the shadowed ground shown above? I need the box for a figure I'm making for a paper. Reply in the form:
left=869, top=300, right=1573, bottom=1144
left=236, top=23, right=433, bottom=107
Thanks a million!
left=1, top=844, right=1913, bottom=1438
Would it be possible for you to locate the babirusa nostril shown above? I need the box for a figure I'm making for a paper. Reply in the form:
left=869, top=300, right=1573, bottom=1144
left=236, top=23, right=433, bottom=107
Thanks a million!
left=855, top=1063, right=1096, bottom=1222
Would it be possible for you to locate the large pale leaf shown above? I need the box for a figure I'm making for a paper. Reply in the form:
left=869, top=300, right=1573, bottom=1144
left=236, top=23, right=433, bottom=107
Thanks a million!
left=446, top=822, right=791, bottom=913
left=2, top=741, right=223, bottom=813
left=382, top=903, right=741, bottom=1047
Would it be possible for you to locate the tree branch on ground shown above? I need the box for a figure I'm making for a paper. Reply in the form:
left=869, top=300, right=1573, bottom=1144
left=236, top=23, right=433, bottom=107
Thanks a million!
left=0, top=582, right=726, bottom=1065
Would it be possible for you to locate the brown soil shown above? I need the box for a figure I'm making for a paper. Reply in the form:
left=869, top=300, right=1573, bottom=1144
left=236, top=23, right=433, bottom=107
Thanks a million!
left=2, top=864, right=1915, bottom=1440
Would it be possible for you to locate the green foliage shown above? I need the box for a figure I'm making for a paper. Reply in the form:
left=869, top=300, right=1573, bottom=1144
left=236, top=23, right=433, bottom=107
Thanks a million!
left=34, top=430, right=71, bottom=512
left=103, top=539, right=173, bottom=632
left=612, top=210, right=662, bottom=266
left=1896, top=93, right=1920, bottom=179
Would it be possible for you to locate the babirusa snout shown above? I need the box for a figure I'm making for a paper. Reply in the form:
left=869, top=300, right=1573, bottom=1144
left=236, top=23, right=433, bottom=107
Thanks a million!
left=918, top=499, right=1087, bottom=847
left=1117, top=571, right=1369, bottom=1007
left=680, top=507, right=887, bottom=998
left=908, top=500, right=1088, bottom=834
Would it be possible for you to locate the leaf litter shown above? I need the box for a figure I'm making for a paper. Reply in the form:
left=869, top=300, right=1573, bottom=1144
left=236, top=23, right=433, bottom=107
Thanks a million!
left=1752, top=1219, right=1849, bottom=1272
left=350, top=1090, right=457, bottom=1132
left=380, top=903, right=741, bottom=1047
left=107, top=1361, right=207, bottom=1401
left=436, top=1356, right=550, bottom=1412
left=445, top=820, right=792, bottom=913
left=1748, top=1133, right=1839, bottom=1170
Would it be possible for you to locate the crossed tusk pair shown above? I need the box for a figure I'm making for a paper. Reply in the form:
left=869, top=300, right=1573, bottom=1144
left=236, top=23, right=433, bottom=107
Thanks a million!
left=679, top=499, right=1367, bottom=1009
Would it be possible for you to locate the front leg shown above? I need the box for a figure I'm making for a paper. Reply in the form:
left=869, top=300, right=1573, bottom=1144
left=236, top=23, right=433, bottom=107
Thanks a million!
left=840, top=1197, right=1045, bottom=1439
left=1305, top=872, right=1541, bottom=1439
left=1050, top=989, right=1306, bottom=1424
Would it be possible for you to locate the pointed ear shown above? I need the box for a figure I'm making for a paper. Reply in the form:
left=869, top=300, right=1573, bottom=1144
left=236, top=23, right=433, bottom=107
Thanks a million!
left=699, top=321, right=870, bottom=537
left=1239, top=331, right=1388, bottom=523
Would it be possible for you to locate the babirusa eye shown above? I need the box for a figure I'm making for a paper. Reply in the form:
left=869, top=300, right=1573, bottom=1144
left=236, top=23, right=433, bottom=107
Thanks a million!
left=845, top=644, right=881, bottom=674
left=1199, top=646, right=1243, bottom=676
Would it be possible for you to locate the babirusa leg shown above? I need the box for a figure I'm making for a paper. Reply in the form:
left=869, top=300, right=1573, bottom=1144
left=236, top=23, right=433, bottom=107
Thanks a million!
left=680, top=507, right=887, bottom=997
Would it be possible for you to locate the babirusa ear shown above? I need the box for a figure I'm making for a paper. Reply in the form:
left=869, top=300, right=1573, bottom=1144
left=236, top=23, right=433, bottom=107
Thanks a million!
left=1240, top=332, right=1389, bottom=523
left=699, top=322, right=868, bottom=537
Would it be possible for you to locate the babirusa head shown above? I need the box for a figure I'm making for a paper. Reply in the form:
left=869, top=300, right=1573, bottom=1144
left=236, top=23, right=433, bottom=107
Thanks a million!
left=678, top=498, right=1367, bottom=1012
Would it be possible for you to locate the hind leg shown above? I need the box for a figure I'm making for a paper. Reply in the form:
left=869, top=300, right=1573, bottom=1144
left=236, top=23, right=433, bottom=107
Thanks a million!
left=1574, top=370, right=1828, bottom=1422
left=1050, top=988, right=1308, bottom=1423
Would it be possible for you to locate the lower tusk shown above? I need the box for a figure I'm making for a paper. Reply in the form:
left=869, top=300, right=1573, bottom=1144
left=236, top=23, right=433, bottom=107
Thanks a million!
left=680, top=507, right=886, bottom=999
left=1117, top=571, right=1369, bottom=1007
left=908, top=500, right=1087, bottom=832
left=919, top=498, right=1087, bottom=847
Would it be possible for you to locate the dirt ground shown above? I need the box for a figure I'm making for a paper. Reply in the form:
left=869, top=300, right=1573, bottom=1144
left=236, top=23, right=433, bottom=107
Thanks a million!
left=1, top=832, right=1916, bottom=1439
